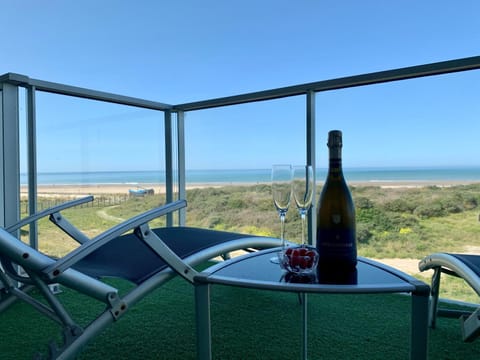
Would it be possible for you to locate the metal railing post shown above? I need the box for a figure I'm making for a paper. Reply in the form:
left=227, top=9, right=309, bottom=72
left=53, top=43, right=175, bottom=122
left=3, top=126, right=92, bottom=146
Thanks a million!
left=164, top=110, right=174, bottom=226
left=0, top=83, right=20, bottom=229
left=306, top=90, right=316, bottom=246
left=177, top=110, right=186, bottom=226
left=27, top=85, right=38, bottom=249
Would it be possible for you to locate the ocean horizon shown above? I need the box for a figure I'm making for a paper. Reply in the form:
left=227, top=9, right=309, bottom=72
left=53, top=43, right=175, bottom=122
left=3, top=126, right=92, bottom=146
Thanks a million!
left=20, top=166, right=480, bottom=186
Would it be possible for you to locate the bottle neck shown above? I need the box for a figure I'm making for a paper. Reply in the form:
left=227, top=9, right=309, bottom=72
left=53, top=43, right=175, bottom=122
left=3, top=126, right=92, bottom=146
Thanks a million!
left=328, top=147, right=343, bottom=173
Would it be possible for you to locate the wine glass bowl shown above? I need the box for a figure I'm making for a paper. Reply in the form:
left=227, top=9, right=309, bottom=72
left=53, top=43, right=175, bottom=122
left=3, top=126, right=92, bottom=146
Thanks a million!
left=270, top=164, right=293, bottom=264
left=292, top=166, right=314, bottom=212
left=292, top=165, right=314, bottom=245
left=271, top=164, right=293, bottom=244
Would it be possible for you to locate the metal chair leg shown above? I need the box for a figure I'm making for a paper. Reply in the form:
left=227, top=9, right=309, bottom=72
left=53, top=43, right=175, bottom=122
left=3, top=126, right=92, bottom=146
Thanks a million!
left=429, top=268, right=441, bottom=329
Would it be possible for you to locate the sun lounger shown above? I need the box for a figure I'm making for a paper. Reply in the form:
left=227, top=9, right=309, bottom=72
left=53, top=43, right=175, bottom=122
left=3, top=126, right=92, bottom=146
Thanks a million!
left=0, top=197, right=281, bottom=359
left=418, top=252, right=480, bottom=341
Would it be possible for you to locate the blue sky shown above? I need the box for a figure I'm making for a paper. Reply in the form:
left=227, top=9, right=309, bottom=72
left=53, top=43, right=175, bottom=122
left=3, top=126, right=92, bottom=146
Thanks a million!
left=3, top=1, right=480, bottom=172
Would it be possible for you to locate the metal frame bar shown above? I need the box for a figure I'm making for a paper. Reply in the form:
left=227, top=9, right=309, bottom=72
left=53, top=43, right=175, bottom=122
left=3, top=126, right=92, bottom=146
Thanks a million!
left=174, top=56, right=480, bottom=111
left=0, top=74, right=179, bottom=245
left=0, top=83, right=20, bottom=229
left=306, top=91, right=316, bottom=246
left=6, top=196, right=94, bottom=233
left=0, top=85, right=3, bottom=229
left=164, top=110, right=174, bottom=226
left=177, top=110, right=186, bottom=226
left=411, top=290, right=430, bottom=360
left=0, top=73, right=173, bottom=111
left=44, top=200, right=187, bottom=279
left=26, top=85, right=38, bottom=248
left=137, top=222, right=197, bottom=283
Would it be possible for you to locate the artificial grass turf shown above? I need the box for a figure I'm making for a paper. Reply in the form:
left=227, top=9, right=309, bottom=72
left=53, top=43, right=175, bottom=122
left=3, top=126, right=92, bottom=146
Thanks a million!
left=1, top=275, right=480, bottom=359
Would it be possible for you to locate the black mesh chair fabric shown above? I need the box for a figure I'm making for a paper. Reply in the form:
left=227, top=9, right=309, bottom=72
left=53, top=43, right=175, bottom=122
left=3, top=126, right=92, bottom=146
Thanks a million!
left=73, top=226, right=251, bottom=284
left=448, top=253, right=480, bottom=278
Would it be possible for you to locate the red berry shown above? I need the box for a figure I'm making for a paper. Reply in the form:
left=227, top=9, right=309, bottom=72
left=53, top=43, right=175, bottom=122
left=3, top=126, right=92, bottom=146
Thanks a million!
left=290, top=255, right=301, bottom=267
left=298, top=248, right=308, bottom=256
left=305, top=256, right=314, bottom=268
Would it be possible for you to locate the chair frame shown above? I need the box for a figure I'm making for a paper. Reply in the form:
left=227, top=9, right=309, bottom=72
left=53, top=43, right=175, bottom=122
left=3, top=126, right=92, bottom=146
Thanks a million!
left=419, top=252, right=480, bottom=342
left=0, top=197, right=280, bottom=359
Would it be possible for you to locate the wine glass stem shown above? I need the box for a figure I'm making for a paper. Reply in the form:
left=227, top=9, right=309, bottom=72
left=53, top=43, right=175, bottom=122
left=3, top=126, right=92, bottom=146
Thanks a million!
left=300, top=212, right=306, bottom=245
left=280, top=213, right=286, bottom=248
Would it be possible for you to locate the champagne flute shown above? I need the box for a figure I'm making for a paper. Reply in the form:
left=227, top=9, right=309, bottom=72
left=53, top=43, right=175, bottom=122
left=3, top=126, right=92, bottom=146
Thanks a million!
left=292, top=166, right=314, bottom=360
left=271, top=164, right=292, bottom=263
left=292, top=165, right=314, bottom=245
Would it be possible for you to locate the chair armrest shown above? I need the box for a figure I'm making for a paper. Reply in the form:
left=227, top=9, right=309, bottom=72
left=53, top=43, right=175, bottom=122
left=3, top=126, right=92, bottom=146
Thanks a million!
left=5, top=196, right=94, bottom=233
left=50, top=211, right=91, bottom=245
left=43, top=199, right=187, bottom=280
left=136, top=223, right=197, bottom=283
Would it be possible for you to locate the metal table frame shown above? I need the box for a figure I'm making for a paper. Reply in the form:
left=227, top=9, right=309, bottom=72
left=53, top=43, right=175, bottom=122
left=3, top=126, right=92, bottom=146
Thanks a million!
left=194, top=248, right=430, bottom=360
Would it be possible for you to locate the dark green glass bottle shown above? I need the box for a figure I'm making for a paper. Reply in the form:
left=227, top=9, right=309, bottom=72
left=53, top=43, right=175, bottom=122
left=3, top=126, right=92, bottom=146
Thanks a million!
left=316, top=130, right=357, bottom=273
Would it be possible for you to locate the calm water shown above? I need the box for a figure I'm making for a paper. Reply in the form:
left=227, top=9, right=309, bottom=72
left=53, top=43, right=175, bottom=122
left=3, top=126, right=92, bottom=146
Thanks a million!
left=21, top=167, right=480, bottom=185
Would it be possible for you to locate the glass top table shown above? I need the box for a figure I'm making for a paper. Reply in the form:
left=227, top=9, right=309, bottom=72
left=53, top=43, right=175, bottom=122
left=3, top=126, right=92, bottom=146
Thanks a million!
left=194, top=247, right=430, bottom=360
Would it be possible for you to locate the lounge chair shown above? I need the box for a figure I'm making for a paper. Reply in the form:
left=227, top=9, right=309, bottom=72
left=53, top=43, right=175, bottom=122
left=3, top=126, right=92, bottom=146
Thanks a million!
left=418, top=253, right=480, bottom=341
left=0, top=197, right=281, bottom=359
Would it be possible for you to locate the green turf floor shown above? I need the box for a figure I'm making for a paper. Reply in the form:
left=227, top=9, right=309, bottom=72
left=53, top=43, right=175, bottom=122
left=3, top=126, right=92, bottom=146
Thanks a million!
left=1, top=275, right=480, bottom=359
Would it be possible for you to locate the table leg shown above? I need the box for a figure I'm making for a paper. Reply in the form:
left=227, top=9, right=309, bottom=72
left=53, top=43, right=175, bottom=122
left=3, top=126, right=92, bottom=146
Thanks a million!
left=411, top=291, right=429, bottom=360
left=195, top=282, right=212, bottom=360
left=301, top=292, right=308, bottom=360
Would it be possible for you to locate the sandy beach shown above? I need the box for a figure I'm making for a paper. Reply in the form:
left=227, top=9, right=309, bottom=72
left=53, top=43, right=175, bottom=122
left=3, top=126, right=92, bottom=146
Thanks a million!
left=21, top=183, right=225, bottom=197
left=21, top=179, right=480, bottom=198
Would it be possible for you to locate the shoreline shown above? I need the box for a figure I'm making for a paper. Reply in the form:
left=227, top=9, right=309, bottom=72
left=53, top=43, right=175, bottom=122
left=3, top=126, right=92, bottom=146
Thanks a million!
left=20, top=179, right=480, bottom=197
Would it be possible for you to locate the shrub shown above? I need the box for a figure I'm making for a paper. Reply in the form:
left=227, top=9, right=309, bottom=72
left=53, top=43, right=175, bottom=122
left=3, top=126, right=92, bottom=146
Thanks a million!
left=464, top=195, right=478, bottom=210
left=387, top=213, right=419, bottom=232
left=208, top=216, right=224, bottom=228
left=383, top=198, right=416, bottom=213
left=356, top=223, right=373, bottom=244
left=355, top=197, right=374, bottom=209
left=413, top=203, right=445, bottom=218
left=357, top=208, right=396, bottom=232
left=227, top=197, right=247, bottom=209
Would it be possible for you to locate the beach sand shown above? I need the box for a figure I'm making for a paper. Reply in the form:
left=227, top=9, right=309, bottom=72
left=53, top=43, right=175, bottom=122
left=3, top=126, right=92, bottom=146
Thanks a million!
left=22, top=179, right=480, bottom=198
left=21, top=183, right=225, bottom=197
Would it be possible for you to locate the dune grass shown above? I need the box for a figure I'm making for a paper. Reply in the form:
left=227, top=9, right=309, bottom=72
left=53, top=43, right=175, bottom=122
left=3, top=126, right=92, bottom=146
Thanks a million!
left=27, top=183, right=480, bottom=257
left=22, top=183, right=480, bottom=304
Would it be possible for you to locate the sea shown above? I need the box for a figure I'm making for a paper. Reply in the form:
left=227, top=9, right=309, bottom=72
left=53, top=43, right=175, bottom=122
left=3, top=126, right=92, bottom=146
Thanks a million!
left=21, top=167, right=480, bottom=186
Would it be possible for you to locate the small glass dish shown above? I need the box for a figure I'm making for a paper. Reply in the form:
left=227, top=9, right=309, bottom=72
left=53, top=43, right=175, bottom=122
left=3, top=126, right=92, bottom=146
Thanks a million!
left=278, top=244, right=319, bottom=275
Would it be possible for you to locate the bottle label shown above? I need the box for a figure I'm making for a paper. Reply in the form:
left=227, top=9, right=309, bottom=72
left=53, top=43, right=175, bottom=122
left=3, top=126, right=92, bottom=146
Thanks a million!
left=316, top=228, right=356, bottom=261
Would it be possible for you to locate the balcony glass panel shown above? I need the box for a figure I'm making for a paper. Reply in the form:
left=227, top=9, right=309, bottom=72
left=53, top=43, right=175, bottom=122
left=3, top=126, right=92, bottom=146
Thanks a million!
left=30, top=91, right=167, bottom=256
left=184, top=96, right=306, bottom=240
left=315, top=70, right=480, bottom=173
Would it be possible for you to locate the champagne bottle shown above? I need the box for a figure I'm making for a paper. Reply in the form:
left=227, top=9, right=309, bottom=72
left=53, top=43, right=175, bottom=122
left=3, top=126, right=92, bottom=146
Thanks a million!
left=316, top=130, right=357, bottom=273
